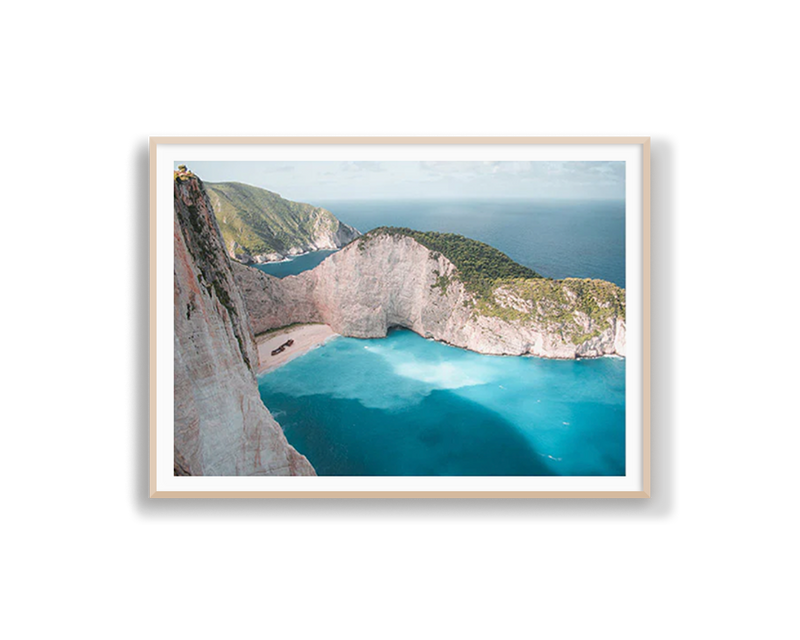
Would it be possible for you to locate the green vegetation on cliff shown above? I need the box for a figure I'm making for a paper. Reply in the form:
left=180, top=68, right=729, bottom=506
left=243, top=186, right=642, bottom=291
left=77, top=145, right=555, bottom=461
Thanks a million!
left=203, top=181, right=358, bottom=258
left=174, top=166, right=194, bottom=182
left=357, top=226, right=625, bottom=342
left=476, top=277, right=626, bottom=342
left=359, top=227, right=542, bottom=297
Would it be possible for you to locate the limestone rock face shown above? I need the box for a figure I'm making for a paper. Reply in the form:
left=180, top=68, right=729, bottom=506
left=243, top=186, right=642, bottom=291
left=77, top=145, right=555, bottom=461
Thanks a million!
left=233, top=233, right=626, bottom=359
left=173, top=174, right=315, bottom=476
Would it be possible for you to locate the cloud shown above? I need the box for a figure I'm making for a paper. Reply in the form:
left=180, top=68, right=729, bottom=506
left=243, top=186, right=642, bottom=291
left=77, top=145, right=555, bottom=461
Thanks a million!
left=419, top=161, right=488, bottom=181
left=186, top=159, right=625, bottom=200
left=340, top=161, right=386, bottom=172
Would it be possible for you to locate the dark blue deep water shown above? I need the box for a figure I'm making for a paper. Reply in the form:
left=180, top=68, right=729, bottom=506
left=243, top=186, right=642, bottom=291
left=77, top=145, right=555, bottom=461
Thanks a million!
left=256, top=198, right=626, bottom=476
left=321, top=198, right=626, bottom=287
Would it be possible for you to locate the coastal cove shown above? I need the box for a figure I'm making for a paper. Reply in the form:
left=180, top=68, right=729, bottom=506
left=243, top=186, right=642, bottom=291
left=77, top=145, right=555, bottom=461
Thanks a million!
left=243, top=197, right=628, bottom=475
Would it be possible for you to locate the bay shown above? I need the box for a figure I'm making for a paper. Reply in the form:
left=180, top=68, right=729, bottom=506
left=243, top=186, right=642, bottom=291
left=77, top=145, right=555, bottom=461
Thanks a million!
left=256, top=198, right=627, bottom=476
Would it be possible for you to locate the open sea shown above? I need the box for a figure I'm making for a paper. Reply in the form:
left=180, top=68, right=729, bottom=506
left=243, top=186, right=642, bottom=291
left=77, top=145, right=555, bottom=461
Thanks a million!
left=256, top=198, right=626, bottom=476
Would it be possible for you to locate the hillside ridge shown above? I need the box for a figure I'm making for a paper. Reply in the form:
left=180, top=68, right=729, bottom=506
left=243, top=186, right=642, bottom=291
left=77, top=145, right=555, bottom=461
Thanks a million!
left=204, top=180, right=360, bottom=264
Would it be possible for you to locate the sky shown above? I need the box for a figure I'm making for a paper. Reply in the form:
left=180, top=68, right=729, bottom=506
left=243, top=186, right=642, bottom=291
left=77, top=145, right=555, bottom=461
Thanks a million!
left=180, top=160, right=625, bottom=202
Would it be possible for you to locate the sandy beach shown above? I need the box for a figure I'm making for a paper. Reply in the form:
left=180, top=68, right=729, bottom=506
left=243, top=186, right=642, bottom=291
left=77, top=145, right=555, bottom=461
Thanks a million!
left=256, top=323, right=339, bottom=373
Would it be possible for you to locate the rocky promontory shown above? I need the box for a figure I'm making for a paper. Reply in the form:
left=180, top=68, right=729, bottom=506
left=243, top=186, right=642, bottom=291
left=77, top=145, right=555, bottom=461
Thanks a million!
left=234, top=228, right=626, bottom=359
left=173, top=170, right=315, bottom=476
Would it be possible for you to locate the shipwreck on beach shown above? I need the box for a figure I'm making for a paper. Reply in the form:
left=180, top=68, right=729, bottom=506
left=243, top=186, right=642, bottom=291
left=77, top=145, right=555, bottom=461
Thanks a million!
left=271, top=339, right=295, bottom=357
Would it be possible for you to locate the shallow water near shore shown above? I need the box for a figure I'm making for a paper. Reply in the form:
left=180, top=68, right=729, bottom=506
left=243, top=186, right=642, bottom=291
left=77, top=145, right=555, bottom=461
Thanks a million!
left=258, top=329, right=625, bottom=476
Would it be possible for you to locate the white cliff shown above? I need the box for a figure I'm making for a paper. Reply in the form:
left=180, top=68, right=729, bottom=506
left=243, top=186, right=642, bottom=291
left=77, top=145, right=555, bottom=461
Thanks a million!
left=233, top=230, right=626, bottom=360
left=173, top=172, right=315, bottom=476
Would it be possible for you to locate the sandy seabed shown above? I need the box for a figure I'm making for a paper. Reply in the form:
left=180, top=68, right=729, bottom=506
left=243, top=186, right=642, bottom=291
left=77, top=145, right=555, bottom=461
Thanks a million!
left=256, top=324, right=339, bottom=374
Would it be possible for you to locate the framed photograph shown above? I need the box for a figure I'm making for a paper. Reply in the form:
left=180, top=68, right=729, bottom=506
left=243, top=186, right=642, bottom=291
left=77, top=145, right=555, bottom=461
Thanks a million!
left=150, top=137, right=650, bottom=498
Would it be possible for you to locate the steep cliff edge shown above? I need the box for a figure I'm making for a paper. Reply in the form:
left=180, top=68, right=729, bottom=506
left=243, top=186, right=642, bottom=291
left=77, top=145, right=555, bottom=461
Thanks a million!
left=173, top=171, right=315, bottom=476
left=233, top=228, right=626, bottom=359
left=204, top=181, right=360, bottom=264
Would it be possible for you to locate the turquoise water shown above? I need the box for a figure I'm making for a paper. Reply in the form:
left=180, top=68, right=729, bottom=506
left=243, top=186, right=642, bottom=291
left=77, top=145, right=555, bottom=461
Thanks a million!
left=253, top=249, right=337, bottom=278
left=258, top=330, right=625, bottom=476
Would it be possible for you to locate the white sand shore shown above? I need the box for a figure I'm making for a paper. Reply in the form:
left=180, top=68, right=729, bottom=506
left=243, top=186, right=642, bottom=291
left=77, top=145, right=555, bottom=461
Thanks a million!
left=256, top=323, right=339, bottom=373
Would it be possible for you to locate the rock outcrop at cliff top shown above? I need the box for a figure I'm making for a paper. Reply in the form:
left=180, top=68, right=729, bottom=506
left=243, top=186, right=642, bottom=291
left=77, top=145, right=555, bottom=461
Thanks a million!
left=233, top=228, right=626, bottom=359
left=204, top=181, right=360, bottom=264
left=173, top=170, right=315, bottom=476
